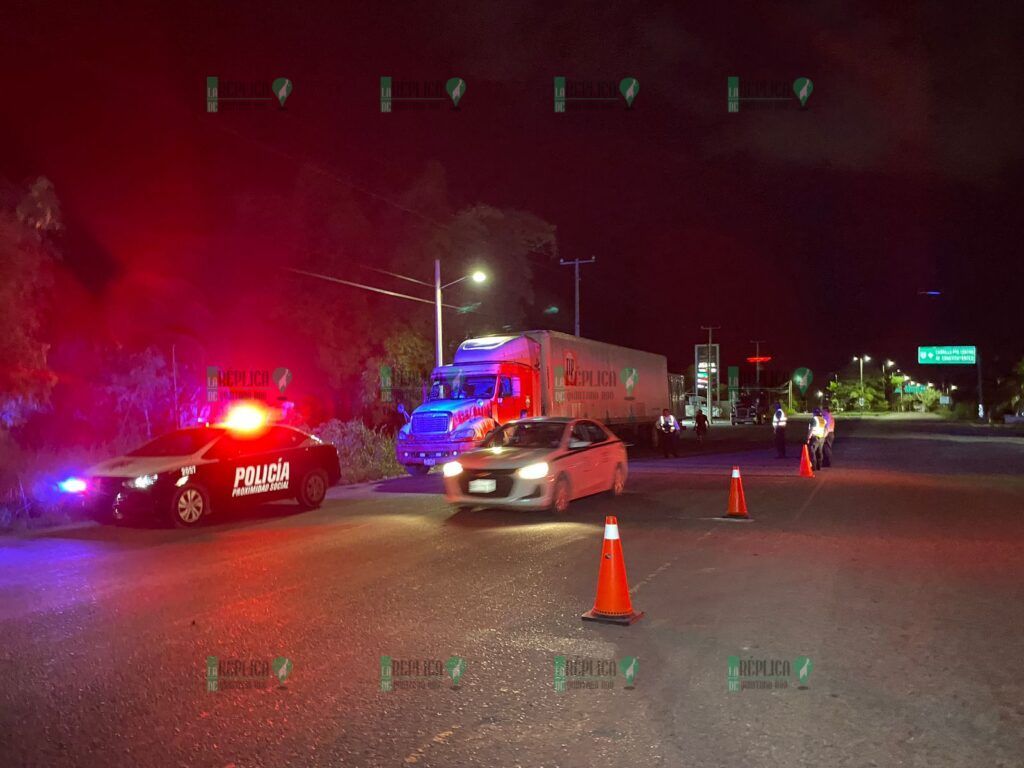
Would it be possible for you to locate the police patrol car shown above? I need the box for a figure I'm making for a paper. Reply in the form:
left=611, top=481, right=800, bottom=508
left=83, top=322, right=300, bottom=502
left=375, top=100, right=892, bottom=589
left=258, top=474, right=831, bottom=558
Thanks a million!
left=75, top=406, right=341, bottom=527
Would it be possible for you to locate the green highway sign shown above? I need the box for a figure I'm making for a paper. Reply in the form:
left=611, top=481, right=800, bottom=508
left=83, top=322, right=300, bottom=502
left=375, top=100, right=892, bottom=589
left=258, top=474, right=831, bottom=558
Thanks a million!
left=918, top=346, right=976, bottom=365
left=896, top=384, right=926, bottom=395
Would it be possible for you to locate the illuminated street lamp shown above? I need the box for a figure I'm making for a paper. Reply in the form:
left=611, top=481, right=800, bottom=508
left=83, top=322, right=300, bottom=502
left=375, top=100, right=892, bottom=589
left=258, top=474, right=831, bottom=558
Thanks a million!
left=287, top=261, right=488, bottom=367
left=853, top=355, right=871, bottom=410
left=433, top=261, right=488, bottom=366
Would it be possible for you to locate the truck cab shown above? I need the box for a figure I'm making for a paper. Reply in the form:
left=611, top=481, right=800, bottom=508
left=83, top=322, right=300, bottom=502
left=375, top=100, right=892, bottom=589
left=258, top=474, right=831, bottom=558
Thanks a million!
left=396, top=337, right=539, bottom=475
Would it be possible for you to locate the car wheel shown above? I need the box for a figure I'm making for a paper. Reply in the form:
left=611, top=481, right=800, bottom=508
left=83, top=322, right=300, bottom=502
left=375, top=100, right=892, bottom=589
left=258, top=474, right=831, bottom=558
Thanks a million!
left=171, top=485, right=209, bottom=528
left=609, top=464, right=626, bottom=497
left=297, top=468, right=329, bottom=509
left=551, top=475, right=571, bottom=515
left=404, top=464, right=430, bottom=476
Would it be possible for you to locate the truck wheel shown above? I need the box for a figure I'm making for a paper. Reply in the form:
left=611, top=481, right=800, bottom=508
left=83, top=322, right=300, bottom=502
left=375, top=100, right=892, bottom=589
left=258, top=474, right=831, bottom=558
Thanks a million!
left=405, top=464, right=430, bottom=476
left=550, top=475, right=571, bottom=515
left=297, top=468, right=329, bottom=509
left=171, top=484, right=209, bottom=528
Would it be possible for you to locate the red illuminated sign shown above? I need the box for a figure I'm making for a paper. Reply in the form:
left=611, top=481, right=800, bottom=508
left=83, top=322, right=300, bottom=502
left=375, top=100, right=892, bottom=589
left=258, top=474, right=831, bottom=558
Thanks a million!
left=746, top=356, right=773, bottom=364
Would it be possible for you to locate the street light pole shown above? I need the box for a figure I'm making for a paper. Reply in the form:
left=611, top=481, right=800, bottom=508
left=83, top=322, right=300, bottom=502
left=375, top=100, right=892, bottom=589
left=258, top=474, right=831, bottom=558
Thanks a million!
left=434, top=259, right=443, bottom=368
left=702, top=325, right=720, bottom=423
left=853, top=355, right=871, bottom=411
left=750, top=339, right=765, bottom=386
left=560, top=257, right=596, bottom=337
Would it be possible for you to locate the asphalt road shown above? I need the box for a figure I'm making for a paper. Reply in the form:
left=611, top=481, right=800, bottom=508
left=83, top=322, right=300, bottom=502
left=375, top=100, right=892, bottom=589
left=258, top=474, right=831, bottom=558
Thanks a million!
left=1, top=415, right=1022, bottom=767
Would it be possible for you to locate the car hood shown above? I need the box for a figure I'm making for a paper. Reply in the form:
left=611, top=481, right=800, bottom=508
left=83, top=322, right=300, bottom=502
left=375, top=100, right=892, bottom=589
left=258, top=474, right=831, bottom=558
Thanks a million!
left=86, top=454, right=199, bottom=478
left=455, top=447, right=555, bottom=470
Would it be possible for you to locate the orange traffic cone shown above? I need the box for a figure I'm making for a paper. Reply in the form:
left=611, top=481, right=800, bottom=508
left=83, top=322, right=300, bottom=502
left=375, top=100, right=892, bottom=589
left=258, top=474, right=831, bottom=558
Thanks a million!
left=799, top=444, right=815, bottom=478
left=724, top=466, right=749, bottom=519
left=582, top=516, right=644, bottom=625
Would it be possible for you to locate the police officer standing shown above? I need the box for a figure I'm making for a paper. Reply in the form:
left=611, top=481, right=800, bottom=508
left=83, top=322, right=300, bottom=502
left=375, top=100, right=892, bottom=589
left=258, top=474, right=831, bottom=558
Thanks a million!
left=807, top=407, right=826, bottom=470
left=822, top=407, right=836, bottom=467
left=772, top=401, right=787, bottom=458
left=657, top=408, right=680, bottom=458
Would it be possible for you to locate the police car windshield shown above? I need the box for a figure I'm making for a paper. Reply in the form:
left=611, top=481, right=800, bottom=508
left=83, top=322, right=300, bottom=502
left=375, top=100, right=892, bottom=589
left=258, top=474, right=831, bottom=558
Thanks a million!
left=484, top=422, right=565, bottom=450
left=128, top=428, right=221, bottom=457
left=430, top=374, right=496, bottom=401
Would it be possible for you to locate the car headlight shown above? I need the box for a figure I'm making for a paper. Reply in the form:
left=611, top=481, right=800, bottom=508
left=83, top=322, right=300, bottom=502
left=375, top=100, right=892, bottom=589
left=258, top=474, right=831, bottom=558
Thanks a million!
left=442, top=461, right=463, bottom=478
left=517, top=462, right=549, bottom=480
left=451, top=427, right=476, bottom=441
left=125, top=473, right=158, bottom=489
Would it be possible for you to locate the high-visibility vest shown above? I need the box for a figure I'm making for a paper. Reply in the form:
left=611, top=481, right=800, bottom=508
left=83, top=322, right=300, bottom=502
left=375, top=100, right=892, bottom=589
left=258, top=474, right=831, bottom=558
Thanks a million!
left=658, top=415, right=678, bottom=432
left=809, top=416, right=826, bottom=439
left=773, top=409, right=787, bottom=428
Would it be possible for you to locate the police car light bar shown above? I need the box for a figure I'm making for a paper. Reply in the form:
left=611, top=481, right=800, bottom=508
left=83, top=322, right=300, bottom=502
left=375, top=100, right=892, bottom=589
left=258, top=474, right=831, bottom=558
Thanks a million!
left=219, top=402, right=268, bottom=432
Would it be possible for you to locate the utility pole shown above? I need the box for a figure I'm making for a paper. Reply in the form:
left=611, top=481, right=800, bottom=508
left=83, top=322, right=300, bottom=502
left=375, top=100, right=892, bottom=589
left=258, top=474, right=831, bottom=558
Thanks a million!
left=171, top=344, right=180, bottom=429
left=560, top=257, right=596, bottom=337
left=749, top=339, right=765, bottom=387
left=701, top=325, right=721, bottom=423
left=977, top=351, right=985, bottom=421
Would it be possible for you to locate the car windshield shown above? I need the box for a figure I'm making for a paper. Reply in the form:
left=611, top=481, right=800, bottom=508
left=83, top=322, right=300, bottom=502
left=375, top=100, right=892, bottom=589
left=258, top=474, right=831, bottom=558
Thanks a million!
left=483, top=421, right=565, bottom=449
left=128, top=428, right=221, bottom=457
left=429, top=373, right=496, bottom=401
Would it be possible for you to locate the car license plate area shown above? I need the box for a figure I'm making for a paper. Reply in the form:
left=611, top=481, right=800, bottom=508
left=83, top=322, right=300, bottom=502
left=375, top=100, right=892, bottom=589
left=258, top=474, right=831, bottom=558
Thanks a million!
left=423, top=458, right=436, bottom=466
left=468, top=479, right=497, bottom=494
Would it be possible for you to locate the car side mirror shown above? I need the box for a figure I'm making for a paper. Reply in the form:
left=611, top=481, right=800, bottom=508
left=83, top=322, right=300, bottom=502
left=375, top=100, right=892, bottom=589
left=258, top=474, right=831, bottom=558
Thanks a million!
left=569, top=439, right=590, bottom=450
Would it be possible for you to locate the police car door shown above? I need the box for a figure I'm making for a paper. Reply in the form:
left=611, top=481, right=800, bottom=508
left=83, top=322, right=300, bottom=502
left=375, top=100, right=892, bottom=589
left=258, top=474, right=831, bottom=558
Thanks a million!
left=225, top=428, right=303, bottom=504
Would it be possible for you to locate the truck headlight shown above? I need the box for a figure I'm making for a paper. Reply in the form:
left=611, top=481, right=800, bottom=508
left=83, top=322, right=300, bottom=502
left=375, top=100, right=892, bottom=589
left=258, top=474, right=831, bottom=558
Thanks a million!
left=451, top=427, right=477, bottom=441
left=126, top=473, right=158, bottom=489
left=442, top=461, right=463, bottom=478
left=397, top=428, right=410, bottom=441
left=517, top=462, right=549, bottom=480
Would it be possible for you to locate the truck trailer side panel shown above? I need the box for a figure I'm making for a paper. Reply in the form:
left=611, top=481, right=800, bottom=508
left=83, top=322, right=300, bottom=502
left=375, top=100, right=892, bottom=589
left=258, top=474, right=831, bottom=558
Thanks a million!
left=529, top=330, right=669, bottom=425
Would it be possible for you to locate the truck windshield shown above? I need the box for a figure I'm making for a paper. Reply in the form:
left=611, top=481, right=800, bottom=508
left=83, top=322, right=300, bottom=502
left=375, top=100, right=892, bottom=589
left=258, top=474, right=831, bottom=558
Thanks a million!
left=484, top=422, right=566, bottom=450
left=429, top=374, right=497, bottom=401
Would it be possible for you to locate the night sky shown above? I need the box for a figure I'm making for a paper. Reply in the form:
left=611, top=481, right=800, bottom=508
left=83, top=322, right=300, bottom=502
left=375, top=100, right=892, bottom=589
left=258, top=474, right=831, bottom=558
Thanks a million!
left=3, top=1, right=1022, bottom=391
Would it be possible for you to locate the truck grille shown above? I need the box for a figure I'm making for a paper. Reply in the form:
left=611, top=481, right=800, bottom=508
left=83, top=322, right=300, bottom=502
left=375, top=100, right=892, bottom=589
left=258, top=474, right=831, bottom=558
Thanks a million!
left=412, top=412, right=450, bottom=434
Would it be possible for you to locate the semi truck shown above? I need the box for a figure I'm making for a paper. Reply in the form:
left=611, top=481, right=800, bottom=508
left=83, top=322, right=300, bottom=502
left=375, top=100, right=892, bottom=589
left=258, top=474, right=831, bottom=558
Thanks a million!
left=396, top=331, right=679, bottom=475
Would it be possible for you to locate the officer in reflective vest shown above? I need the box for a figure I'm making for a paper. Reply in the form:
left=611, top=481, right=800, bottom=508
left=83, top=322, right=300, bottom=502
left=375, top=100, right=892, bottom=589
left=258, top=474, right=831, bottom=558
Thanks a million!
left=772, top=402, right=787, bottom=458
left=657, top=408, right=680, bottom=458
left=807, top=408, right=827, bottom=470
left=822, top=408, right=836, bottom=467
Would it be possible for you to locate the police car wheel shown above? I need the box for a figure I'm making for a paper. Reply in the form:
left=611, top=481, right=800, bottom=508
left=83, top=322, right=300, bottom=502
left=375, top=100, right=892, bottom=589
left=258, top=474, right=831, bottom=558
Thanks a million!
left=171, top=485, right=208, bottom=528
left=297, top=468, right=329, bottom=509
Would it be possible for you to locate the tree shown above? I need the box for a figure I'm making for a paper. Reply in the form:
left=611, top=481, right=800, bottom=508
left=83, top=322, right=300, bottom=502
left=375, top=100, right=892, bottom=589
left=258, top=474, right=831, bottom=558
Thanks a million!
left=103, top=348, right=173, bottom=443
left=827, top=378, right=886, bottom=411
left=0, top=178, right=61, bottom=428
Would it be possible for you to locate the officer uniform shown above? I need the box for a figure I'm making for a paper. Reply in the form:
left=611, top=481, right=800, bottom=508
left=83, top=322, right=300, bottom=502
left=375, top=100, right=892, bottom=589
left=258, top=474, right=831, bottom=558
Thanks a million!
left=822, top=409, right=836, bottom=467
left=772, top=403, right=787, bottom=458
left=807, top=409, right=826, bottom=470
left=657, top=411, right=680, bottom=457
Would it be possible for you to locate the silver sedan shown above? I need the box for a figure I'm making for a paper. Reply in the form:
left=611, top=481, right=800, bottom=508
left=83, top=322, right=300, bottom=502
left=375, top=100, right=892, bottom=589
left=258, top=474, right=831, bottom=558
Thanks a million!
left=442, top=417, right=628, bottom=514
